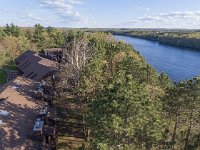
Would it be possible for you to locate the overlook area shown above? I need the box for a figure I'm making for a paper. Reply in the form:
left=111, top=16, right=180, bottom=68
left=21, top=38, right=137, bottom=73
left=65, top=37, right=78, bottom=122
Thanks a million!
left=0, top=24, right=200, bottom=149
left=1, top=0, right=200, bottom=150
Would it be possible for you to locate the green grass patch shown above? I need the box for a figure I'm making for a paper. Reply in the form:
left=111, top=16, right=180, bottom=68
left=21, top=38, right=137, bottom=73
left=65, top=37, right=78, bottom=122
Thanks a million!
left=55, top=98, right=87, bottom=150
left=0, top=69, right=7, bottom=84
left=4, top=65, right=17, bottom=71
left=57, top=135, right=85, bottom=150
left=57, top=113, right=85, bottom=149
left=3, top=60, right=17, bottom=71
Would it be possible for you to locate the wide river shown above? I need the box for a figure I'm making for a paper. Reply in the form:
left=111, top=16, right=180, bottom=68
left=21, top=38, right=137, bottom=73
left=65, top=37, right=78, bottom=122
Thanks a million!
left=115, top=35, right=200, bottom=81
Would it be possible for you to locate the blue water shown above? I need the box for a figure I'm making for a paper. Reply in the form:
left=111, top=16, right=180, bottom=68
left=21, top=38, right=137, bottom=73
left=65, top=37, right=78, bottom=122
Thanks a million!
left=115, top=35, right=200, bottom=81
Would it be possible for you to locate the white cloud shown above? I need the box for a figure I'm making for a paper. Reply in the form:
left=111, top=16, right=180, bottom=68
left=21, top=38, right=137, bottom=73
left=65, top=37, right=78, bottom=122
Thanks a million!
left=116, top=11, right=200, bottom=28
left=37, top=0, right=89, bottom=23
left=139, top=16, right=166, bottom=22
left=137, top=7, right=150, bottom=12
left=0, top=0, right=94, bottom=27
left=19, top=13, right=46, bottom=22
left=159, top=11, right=200, bottom=19
left=27, top=13, right=44, bottom=21
left=17, top=13, right=54, bottom=27
left=0, top=8, right=9, bottom=13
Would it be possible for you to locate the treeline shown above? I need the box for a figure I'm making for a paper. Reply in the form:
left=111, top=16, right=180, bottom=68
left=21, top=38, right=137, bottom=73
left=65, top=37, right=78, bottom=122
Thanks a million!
left=53, top=31, right=200, bottom=149
left=0, top=23, right=67, bottom=67
left=112, top=30, right=200, bottom=50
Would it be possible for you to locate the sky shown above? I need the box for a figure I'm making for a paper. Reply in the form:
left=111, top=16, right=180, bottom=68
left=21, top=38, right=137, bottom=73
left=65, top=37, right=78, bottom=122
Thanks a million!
left=0, top=0, right=200, bottom=29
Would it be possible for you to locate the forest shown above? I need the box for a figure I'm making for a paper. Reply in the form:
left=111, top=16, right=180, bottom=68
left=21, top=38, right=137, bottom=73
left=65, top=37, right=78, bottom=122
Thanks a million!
left=1, top=24, right=200, bottom=149
left=0, top=23, right=67, bottom=67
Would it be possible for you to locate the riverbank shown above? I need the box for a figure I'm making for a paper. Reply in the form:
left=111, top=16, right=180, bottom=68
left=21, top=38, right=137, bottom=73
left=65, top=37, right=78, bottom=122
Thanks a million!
left=114, top=31, right=200, bottom=50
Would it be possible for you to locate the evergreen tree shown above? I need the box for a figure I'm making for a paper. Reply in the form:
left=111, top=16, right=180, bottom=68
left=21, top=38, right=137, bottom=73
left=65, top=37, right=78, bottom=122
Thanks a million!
left=3, top=23, right=20, bottom=37
left=88, top=71, right=165, bottom=150
left=33, top=24, right=46, bottom=49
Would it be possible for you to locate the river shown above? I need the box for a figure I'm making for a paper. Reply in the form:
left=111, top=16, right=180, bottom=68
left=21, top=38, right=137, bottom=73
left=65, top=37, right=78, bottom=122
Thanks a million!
left=114, top=35, right=200, bottom=81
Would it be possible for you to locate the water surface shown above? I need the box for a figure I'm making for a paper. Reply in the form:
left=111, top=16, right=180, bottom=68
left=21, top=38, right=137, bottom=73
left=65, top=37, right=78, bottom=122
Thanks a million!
left=115, top=35, right=200, bottom=81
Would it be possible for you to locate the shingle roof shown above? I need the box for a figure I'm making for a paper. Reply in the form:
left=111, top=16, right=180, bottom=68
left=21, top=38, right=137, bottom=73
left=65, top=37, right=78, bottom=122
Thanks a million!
left=0, top=76, right=43, bottom=149
left=15, top=50, right=57, bottom=81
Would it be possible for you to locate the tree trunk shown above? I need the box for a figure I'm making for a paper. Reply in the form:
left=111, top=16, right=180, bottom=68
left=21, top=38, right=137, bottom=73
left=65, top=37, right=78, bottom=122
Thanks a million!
left=76, top=54, right=79, bottom=69
left=83, top=49, right=86, bottom=67
left=171, top=110, right=179, bottom=150
left=184, top=110, right=193, bottom=150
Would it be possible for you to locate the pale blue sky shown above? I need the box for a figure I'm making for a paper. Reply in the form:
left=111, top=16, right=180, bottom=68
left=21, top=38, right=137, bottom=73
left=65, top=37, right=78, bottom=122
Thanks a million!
left=0, top=0, right=200, bottom=28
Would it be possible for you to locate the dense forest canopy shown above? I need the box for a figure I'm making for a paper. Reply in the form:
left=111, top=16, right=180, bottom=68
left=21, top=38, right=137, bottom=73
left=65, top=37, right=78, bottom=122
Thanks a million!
left=1, top=24, right=200, bottom=149
left=0, top=23, right=67, bottom=67
left=52, top=29, right=200, bottom=149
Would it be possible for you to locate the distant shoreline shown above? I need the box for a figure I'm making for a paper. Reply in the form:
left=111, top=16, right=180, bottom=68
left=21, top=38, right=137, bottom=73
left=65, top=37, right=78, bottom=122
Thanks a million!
left=113, top=32, right=200, bottom=50
left=114, top=34, right=200, bottom=51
